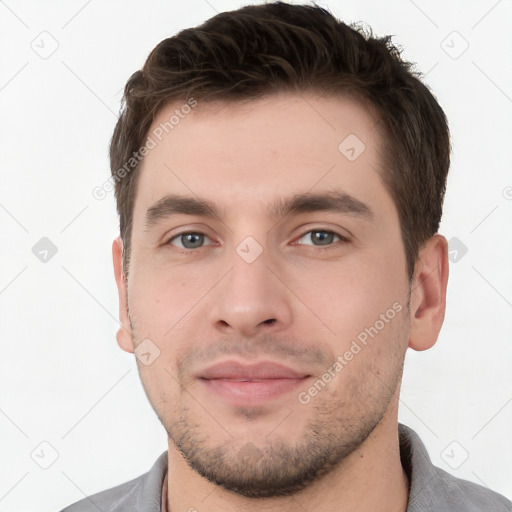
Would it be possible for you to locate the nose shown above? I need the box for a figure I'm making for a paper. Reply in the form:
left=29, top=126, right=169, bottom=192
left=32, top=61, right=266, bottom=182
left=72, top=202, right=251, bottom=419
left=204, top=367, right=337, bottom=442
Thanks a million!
left=208, top=246, right=294, bottom=338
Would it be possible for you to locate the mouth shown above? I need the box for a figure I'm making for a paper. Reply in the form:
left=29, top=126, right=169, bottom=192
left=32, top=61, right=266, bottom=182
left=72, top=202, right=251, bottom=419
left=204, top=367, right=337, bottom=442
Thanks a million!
left=196, top=360, right=312, bottom=406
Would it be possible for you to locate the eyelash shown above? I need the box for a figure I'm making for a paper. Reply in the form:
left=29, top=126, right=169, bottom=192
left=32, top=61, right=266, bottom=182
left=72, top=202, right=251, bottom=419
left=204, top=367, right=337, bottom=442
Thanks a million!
left=295, top=230, right=349, bottom=252
left=165, top=229, right=349, bottom=254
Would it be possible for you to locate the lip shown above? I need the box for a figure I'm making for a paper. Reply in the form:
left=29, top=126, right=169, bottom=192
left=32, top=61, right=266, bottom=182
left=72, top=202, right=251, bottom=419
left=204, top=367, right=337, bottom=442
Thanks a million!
left=196, top=360, right=311, bottom=406
left=198, top=360, right=310, bottom=380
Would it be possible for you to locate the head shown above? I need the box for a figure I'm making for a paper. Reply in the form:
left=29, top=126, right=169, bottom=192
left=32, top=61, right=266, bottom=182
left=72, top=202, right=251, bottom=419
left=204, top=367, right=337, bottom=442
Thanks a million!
left=111, top=1, right=450, bottom=499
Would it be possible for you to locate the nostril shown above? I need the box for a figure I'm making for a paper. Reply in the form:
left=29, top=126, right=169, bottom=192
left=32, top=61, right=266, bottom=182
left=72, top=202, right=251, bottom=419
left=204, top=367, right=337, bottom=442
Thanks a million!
left=262, top=318, right=276, bottom=325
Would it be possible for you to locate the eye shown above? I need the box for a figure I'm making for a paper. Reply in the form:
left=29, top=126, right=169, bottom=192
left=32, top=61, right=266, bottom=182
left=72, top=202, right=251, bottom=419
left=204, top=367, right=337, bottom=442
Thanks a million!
left=295, top=230, right=345, bottom=247
left=168, top=232, right=212, bottom=250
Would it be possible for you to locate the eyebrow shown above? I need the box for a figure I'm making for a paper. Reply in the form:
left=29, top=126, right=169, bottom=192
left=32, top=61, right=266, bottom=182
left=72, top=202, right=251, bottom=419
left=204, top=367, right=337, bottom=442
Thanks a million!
left=144, top=191, right=374, bottom=229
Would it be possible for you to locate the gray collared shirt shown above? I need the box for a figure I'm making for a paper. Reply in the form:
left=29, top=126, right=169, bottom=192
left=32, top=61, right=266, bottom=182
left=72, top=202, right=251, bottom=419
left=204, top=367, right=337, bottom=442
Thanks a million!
left=60, top=424, right=512, bottom=511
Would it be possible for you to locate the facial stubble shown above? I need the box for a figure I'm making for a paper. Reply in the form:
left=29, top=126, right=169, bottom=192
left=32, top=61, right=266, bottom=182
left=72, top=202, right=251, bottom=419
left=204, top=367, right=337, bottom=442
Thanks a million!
left=130, top=322, right=408, bottom=499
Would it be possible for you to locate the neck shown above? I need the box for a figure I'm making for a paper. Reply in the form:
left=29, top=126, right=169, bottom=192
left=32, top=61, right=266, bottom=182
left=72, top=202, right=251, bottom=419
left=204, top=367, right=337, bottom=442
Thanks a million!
left=166, top=409, right=409, bottom=512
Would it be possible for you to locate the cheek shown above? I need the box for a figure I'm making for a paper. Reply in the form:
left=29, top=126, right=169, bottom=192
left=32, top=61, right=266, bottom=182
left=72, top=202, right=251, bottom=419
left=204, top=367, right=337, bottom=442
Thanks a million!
left=127, top=269, right=213, bottom=383
left=299, top=271, right=409, bottom=393
left=328, top=310, right=408, bottom=404
left=129, top=264, right=208, bottom=335
left=291, top=262, right=403, bottom=342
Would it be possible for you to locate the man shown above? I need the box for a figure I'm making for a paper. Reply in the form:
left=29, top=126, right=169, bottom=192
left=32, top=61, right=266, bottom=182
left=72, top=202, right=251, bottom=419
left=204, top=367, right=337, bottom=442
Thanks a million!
left=61, top=2, right=512, bottom=511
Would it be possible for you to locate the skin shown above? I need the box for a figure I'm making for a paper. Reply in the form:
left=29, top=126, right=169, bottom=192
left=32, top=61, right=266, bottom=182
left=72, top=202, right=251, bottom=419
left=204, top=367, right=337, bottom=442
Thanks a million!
left=113, top=93, right=449, bottom=512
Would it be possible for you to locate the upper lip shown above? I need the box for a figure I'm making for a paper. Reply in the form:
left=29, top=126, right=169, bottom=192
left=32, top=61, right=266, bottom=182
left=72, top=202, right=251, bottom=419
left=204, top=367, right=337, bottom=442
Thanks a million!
left=198, top=360, right=310, bottom=380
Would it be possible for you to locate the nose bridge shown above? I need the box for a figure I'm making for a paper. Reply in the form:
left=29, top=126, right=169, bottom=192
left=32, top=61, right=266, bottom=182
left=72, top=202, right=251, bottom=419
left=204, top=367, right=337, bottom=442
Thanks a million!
left=230, top=240, right=271, bottom=299
left=208, top=234, right=293, bottom=335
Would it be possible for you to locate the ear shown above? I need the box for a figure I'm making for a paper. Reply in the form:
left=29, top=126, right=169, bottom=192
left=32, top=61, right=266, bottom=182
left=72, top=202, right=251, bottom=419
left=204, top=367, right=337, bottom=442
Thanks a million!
left=112, top=236, right=134, bottom=353
left=408, top=234, right=449, bottom=351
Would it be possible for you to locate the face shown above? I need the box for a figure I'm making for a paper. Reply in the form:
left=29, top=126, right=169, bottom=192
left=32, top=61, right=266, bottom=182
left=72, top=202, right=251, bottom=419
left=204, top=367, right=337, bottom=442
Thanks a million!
left=116, top=94, right=415, bottom=497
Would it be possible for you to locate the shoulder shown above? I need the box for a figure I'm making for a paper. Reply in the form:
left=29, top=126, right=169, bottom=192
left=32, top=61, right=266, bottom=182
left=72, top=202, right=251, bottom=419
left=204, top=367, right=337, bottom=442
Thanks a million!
left=399, top=424, right=511, bottom=512
left=59, top=452, right=168, bottom=512
left=59, top=476, right=144, bottom=512
left=429, top=466, right=512, bottom=512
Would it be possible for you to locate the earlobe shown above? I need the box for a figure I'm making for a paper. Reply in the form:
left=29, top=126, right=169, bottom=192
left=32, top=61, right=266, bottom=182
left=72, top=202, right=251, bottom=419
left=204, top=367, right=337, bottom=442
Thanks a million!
left=112, top=236, right=134, bottom=353
left=408, top=234, right=449, bottom=351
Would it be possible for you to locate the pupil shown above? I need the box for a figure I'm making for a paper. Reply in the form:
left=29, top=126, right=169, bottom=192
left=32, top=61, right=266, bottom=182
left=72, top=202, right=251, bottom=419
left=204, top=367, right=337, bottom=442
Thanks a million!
left=313, top=231, right=333, bottom=245
left=182, top=233, right=203, bottom=248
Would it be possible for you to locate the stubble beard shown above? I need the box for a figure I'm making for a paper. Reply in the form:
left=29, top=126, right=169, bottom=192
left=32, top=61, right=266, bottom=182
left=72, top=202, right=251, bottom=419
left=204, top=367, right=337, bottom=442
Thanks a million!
left=159, top=355, right=405, bottom=498
left=129, top=294, right=410, bottom=498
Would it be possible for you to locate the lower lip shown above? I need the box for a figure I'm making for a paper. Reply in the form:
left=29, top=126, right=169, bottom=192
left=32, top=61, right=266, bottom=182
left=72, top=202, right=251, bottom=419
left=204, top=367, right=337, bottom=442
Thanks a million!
left=199, top=377, right=310, bottom=406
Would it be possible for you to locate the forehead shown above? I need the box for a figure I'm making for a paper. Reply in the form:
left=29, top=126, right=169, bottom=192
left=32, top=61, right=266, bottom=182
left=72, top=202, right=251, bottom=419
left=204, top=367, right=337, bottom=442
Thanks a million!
left=134, top=93, right=392, bottom=221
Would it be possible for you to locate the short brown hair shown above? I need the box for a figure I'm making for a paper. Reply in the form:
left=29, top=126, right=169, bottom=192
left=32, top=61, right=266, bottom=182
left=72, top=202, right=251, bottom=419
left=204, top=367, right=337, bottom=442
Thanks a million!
left=110, top=1, right=450, bottom=281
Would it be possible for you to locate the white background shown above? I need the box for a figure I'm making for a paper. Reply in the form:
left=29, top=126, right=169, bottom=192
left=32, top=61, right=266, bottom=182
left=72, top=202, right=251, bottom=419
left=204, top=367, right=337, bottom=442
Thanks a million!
left=1, top=1, right=511, bottom=510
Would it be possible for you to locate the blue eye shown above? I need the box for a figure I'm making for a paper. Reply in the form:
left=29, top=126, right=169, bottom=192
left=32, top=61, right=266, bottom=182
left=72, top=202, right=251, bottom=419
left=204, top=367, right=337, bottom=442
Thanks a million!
left=296, top=230, right=342, bottom=246
left=169, top=232, right=211, bottom=250
left=166, top=229, right=346, bottom=253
